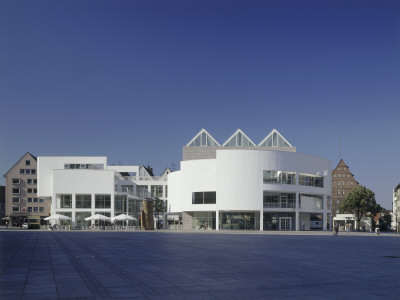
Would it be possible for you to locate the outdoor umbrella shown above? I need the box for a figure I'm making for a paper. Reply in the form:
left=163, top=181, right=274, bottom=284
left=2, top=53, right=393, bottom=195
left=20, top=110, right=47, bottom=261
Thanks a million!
left=111, top=214, right=137, bottom=227
left=44, top=214, right=72, bottom=227
left=85, top=214, right=111, bottom=227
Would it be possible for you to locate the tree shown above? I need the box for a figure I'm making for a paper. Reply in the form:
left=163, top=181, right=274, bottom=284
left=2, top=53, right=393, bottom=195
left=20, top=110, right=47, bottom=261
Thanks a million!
left=339, top=185, right=379, bottom=230
left=153, top=198, right=166, bottom=229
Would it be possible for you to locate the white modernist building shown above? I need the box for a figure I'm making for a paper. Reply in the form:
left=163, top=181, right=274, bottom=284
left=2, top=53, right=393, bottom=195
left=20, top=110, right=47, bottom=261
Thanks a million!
left=168, top=129, right=332, bottom=231
left=37, top=156, right=170, bottom=226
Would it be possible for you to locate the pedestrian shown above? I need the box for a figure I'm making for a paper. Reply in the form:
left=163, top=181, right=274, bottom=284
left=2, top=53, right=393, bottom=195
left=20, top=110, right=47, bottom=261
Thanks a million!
left=5, top=221, right=8, bottom=229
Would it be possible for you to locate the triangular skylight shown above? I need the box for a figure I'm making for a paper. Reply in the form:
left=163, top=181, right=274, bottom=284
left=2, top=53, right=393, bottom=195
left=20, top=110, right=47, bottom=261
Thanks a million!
left=222, top=129, right=256, bottom=147
left=186, top=129, right=220, bottom=147
left=258, top=129, right=293, bottom=148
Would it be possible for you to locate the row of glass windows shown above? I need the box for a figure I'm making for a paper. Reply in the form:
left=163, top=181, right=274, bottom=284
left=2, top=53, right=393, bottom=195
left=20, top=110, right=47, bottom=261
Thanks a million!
left=335, top=181, right=354, bottom=186
left=58, top=194, right=111, bottom=209
left=333, top=174, right=350, bottom=178
left=12, top=178, right=37, bottom=184
left=12, top=207, right=44, bottom=212
left=192, top=192, right=217, bottom=204
left=263, top=192, right=296, bottom=208
left=12, top=188, right=37, bottom=194
left=20, top=169, right=36, bottom=174
left=12, top=197, right=43, bottom=203
left=263, top=171, right=324, bottom=188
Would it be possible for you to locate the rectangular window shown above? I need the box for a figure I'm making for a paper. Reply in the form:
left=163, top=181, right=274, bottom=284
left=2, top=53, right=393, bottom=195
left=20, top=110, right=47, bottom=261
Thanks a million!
left=27, top=188, right=33, bottom=193
left=136, top=186, right=149, bottom=197
left=28, top=198, right=32, bottom=202
left=59, top=194, right=72, bottom=208
left=192, top=192, right=216, bottom=204
left=13, top=207, right=20, bottom=212
left=151, top=185, right=163, bottom=198
left=95, top=194, right=111, bottom=209
left=40, top=207, right=44, bottom=212
left=12, top=197, right=20, bottom=203
left=39, top=198, right=44, bottom=202
left=33, top=188, right=37, bottom=193
left=34, top=179, right=37, bottom=184
left=31, top=169, right=36, bottom=175
left=12, top=178, right=20, bottom=184
left=26, top=160, right=31, bottom=165
left=27, top=179, right=33, bottom=184
left=263, top=192, right=296, bottom=208
left=26, top=169, right=31, bottom=174
left=299, top=174, right=324, bottom=188
left=34, top=207, right=38, bottom=212
left=12, top=188, right=20, bottom=194
left=28, top=207, right=32, bottom=212
left=20, top=169, right=25, bottom=174
left=263, top=170, right=296, bottom=185
left=76, top=194, right=92, bottom=209
left=34, top=198, right=38, bottom=202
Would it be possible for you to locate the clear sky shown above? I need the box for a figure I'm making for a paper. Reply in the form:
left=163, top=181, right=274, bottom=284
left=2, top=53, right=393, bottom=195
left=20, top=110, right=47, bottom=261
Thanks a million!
left=1, top=0, right=399, bottom=209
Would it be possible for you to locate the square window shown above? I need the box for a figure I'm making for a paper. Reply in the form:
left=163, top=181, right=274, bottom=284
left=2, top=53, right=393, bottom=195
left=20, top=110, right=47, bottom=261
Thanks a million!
left=20, top=169, right=25, bottom=174
left=26, top=160, right=31, bottom=166
left=31, top=169, right=36, bottom=174
left=40, top=207, right=44, bottom=212
left=12, top=178, right=20, bottom=184
left=26, top=169, right=31, bottom=174
left=28, top=198, right=33, bottom=202
left=27, top=179, right=33, bottom=184
left=12, top=197, right=20, bottom=203
left=33, top=207, right=38, bottom=212
left=12, top=188, right=20, bottom=194
left=39, top=198, right=44, bottom=203
left=13, top=207, right=20, bottom=212
left=28, top=207, right=32, bottom=212
left=28, top=188, right=32, bottom=193
left=34, top=198, right=38, bottom=203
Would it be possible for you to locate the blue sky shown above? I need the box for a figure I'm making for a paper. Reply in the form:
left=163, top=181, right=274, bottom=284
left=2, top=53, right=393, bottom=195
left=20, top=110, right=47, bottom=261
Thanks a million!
left=1, top=0, right=399, bottom=209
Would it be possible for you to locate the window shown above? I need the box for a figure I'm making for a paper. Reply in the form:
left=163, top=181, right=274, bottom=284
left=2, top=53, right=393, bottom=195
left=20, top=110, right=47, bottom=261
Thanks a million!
left=34, top=198, right=38, bottom=202
left=151, top=185, right=163, bottom=197
left=95, top=194, right=111, bottom=209
left=31, top=169, right=36, bottom=175
left=40, top=207, right=44, bottom=212
left=192, top=192, right=216, bottom=204
left=34, top=188, right=37, bottom=193
left=350, top=182, right=353, bottom=186
left=263, top=192, right=296, bottom=208
left=12, top=178, right=20, bottom=184
left=12, top=188, right=20, bottom=194
left=39, top=198, right=44, bottom=202
left=28, top=198, right=32, bottom=202
left=59, top=194, right=72, bottom=208
left=20, top=169, right=25, bottom=174
left=28, top=188, right=33, bottom=194
left=263, top=170, right=296, bottom=185
left=26, top=160, right=31, bottom=165
left=34, top=179, right=37, bottom=184
left=26, top=169, right=31, bottom=174
left=13, top=207, right=20, bottom=212
left=34, top=207, right=38, bottom=212
left=28, top=207, right=32, bottom=212
left=76, top=194, right=91, bottom=209
left=299, top=174, right=324, bottom=188
left=28, top=179, right=33, bottom=184
left=12, top=197, right=20, bottom=203
left=136, top=186, right=149, bottom=197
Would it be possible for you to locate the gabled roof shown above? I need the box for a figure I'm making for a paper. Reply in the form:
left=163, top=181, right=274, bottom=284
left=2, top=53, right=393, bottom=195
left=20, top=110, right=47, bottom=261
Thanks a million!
left=186, top=129, right=220, bottom=147
left=4, top=152, right=37, bottom=177
left=222, top=129, right=256, bottom=147
left=258, top=129, right=293, bottom=148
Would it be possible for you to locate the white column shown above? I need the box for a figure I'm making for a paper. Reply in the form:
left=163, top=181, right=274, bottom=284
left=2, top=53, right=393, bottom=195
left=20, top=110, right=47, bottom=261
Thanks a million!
left=295, top=192, right=300, bottom=231
left=260, top=209, right=263, bottom=231
left=323, top=211, right=327, bottom=231
left=110, top=194, right=115, bottom=218
left=216, top=210, right=219, bottom=231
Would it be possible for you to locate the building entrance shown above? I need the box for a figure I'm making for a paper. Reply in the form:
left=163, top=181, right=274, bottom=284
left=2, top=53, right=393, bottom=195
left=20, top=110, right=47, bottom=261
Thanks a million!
left=279, top=217, right=291, bottom=230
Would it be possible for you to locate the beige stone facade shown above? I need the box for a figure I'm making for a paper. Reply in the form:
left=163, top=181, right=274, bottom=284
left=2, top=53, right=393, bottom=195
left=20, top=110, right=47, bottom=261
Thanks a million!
left=331, top=159, right=358, bottom=218
left=4, top=152, right=51, bottom=226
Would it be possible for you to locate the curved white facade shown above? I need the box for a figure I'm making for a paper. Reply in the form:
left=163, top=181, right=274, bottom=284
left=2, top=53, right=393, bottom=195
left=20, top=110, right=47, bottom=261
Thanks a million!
left=169, top=148, right=332, bottom=231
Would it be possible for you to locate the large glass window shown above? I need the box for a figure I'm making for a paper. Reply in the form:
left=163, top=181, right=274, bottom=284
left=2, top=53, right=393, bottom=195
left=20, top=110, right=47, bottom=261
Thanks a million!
left=219, top=211, right=260, bottom=230
left=263, top=212, right=295, bottom=230
left=299, top=174, right=324, bottom=188
left=263, top=192, right=296, bottom=208
left=191, top=211, right=216, bottom=230
left=151, top=185, right=163, bottom=198
left=58, top=194, right=72, bottom=208
left=192, top=192, right=216, bottom=204
left=263, top=171, right=296, bottom=185
left=76, top=194, right=91, bottom=209
left=75, top=212, right=91, bottom=227
left=95, top=194, right=111, bottom=209
left=136, top=186, right=148, bottom=197
left=114, top=195, right=127, bottom=215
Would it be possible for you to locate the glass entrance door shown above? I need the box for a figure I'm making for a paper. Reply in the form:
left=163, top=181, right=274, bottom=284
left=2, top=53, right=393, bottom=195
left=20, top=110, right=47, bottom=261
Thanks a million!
left=279, top=217, right=291, bottom=231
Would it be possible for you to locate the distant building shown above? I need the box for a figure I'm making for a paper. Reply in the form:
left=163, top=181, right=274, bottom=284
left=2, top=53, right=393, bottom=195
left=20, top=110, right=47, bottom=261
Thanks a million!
left=0, top=185, right=5, bottom=218
left=331, top=159, right=359, bottom=219
left=3, top=152, right=51, bottom=227
left=392, top=183, right=400, bottom=230
left=169, top=129, right=332, bottom=231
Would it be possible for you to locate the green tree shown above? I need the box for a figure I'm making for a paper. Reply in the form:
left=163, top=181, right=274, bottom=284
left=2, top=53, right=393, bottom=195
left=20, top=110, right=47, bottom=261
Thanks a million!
left=339, top=185, right=379, bottom=230
left=153, top=198, right=166, bottom=229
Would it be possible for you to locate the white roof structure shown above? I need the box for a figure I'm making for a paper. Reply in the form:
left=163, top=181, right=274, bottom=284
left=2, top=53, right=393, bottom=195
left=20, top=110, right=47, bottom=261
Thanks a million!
left=222, top=129, right=256, bottom=147
left=186, top=129, right=220, bottom=147
left=258, top=129, right=293, bottom=148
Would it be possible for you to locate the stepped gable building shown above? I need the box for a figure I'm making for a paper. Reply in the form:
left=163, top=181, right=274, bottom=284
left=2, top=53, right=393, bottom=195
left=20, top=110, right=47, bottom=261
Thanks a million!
left=169, top=129, right=332, bottom=231
left=4, top=152, right=51, bottom=226
left=331, top=159, right=359, bottom=218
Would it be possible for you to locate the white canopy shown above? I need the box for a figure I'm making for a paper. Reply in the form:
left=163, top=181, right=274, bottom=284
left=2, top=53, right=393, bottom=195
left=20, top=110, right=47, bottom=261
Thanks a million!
left=85, top=214, right=111, bottom=221
left=44, top=214, right=72, bottom=221
left=111, top=214, right=137, bottom=222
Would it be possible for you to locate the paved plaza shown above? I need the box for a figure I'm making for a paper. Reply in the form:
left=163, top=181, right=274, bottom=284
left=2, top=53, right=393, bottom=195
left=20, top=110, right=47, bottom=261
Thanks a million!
left=0, top=230, right=399, bottom=299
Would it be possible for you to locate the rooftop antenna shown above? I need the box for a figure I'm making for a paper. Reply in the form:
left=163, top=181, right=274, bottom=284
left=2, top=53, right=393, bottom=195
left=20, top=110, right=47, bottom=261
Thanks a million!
left=339, top=129, right=342, bottom=160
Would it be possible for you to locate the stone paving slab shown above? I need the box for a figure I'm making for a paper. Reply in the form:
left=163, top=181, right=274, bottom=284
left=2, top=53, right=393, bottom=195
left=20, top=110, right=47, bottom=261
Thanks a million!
left=0, top=230, right=399, bottom=299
